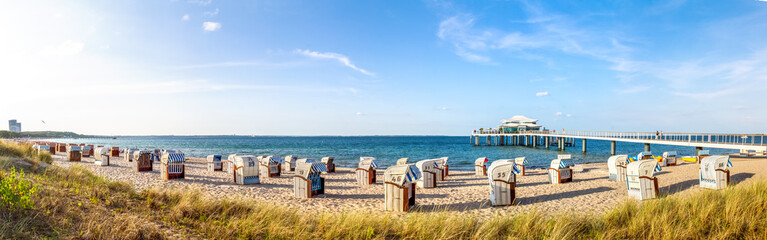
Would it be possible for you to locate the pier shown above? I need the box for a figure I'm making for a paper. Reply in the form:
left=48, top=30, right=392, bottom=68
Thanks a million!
left=470, top=130, right=767, bottom=155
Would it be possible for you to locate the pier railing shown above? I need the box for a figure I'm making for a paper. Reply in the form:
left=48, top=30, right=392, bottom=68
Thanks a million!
left=472, top=130, right=767, bottom=146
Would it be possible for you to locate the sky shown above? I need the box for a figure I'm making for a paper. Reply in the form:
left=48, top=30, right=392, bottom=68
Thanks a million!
left=1, top=0, right=767, bottom=136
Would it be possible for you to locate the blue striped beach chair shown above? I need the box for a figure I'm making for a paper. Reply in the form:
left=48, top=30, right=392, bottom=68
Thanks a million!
left=699, top=155, right=732, bottom=190
left=161, top=153, right=185, bottom=180
left=626, top=159, right=660, bottom=200
left=488, top=160, right=520, bottom=206
left=384, top=164, right=422, bottom=212
left=294, top=162, right=328, bottom=198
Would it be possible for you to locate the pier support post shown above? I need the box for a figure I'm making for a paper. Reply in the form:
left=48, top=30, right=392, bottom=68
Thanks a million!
left=533, top=136, right=537, bottom=147
left=582, top=139, right=587, bottom=153
left=499, top=136, right=504, bottom=146
left=559, top=138, right=565, bottom=150
left=486, top=136, right=491, bottom=146
left=545, top=137, right=549, bottom=148
left=610, top=141, right=616, bottom=155
left=696, top=147, right=703, bottom=156
left=644, top=143, right=650, bottom=152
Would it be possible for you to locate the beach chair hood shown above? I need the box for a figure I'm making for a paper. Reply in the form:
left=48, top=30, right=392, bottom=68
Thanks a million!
left=162, top=153, right=185, bottom=164
left=396, top=158, right=409, bottom=165
left=416, top=159, right=438, bottom=173
left=514, top=157, right=528, bottom=166
left=607, top=155, right=628, bottom=173
left=295, top=162, right=328, bottom=178
left=475, top=157, right=488, bottom=166
left=384, top=164, right=422, bottom=186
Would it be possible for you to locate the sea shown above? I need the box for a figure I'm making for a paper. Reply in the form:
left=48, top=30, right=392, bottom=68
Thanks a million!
left=42, top=136, right=737, bottom=170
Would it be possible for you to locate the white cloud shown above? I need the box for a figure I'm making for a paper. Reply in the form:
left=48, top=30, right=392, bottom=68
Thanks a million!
left=348, top=88, right=359, bottom=94
left=182, top=14, right=190, bottom=21
left=566, top=114, right=572, bottom=118
left=202, top=22, right=221, bottom=31
left=41, top=40, right=84, bottom=56
left=356, top=112, right=366, bottom=116
left=440, top=107, right=451, bottom=111
left=535, top=91, right=549, bottom=97
left=204, top=8, right=219, bottom=17
left=294, top=49, right=374, bottom=76
left=555, top=112, right=563, bottom=116
left=616, top=85, right=651, bottom=94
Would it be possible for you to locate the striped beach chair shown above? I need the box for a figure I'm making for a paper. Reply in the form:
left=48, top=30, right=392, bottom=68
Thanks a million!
left=415, top=159, right=439, bottom=189
left=81, top=146, right=92, bottom=157
left=627, top=159, right=660, bottom=200
left=514, top=157, right=528, bottom=176
left=488, top=160, right=520, bottom=206
left=233, top=155, right=260, bottom=185
left=161, top=153, right=185, bottom=180
left=356, top=157, right=379, bottom=186
left=207, top=155, right=223, bottom=172
left=475, top=157, right=489, bottom=176
left=699, top=155, right=732, bottom=190
left=384, top=164, right=422, bottom=212
left=134, top=150, right=153, bottom=172
left=547, top=157, right=573, bottom=184
left=293, top=162, right=328, bottom=198
left=608, top=155, right=628, bottom=182
left=259, top=155, right=282, bottom=178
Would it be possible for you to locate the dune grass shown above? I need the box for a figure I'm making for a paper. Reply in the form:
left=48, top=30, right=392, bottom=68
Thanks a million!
left=0, top=140, right=765, bottom=239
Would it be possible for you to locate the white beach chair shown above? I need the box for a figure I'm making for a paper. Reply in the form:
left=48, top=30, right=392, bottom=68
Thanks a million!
left=283, top=155, right=298, bottom=172
left=415, top=159, right=439, bottom=189
left=488, top=160, right=519, bottom=206
left=396, top=158, right=409, bottom=165
left=662, top=151, right=677, bottom=166
left=547, top=158, right=573, bottom=184
left=637, top=152, right=653, bottom=160
left=433, top=158, right=445, bottom=181
left=161, top=153, right=185, bottom=180
left=207, top=155, right=223, bottom=172
left=94, top=147, right=110, bottom=166
left=699, top=155, right=732, bottom=190
left=384, top=164, right=421, bottom=212
left=356, top=157, right=378, bottom=186
left=475, top=157, right=489, bottom=176
left=626, top=159, right=660, bottom=200
left=226, top=154, right=246, bottom=174
left=259, top=155, right=282, bottom=178
left=232, top=155, right=260, bottom=185
left=293, top=162, right=328, bottom=198
left=321, top=157, right=336, bottom=173
left=607, top=155, right=628, bottom=182
left=124, top=148, right=139, bottom=162
left=514, top=157, right=528, bottom=176
left=439, top=157, right=449, bottom=177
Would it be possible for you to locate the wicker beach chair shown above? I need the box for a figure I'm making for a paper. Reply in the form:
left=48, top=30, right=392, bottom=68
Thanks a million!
left=547, top=157, right=573, bottom=184
left=356, top=157, right=378, bottom=186
left=608, top=155, right=628, bottom=182
left=415, top=159, right=439, bottom=189
left=134, top=150, right=153, bottom=172
left=699, top=155, right=732, bottom=190
left=232, top=155, right=260, bottom=184
left=293, top=162, right=328, bottom=198
left=475, top=157, right=488, bottom=176
left=514, top=157, right=528, bottom=176
left=283, top=155, right=298, bottom=172
left=627, top=159, right=660, bottom=200
left=207, top=155, right=223, bottom=171
left=384, top=164, right=421, bottom=212
left=321, top=157, right=336, bottom=173
left=259, top=155, right=282, bottom=178
left=396, top=158, right=409, bottom=165
left=161, top=153, right=185, bottom=180
left=67, top=146, right=82, bottom=162
left=662, top=151, right=677, bottom=166
left=488, top=160, right=520, bottom=206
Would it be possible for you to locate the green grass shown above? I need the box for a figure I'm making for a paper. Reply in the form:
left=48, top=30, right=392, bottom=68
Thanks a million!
left=0, top=140, right=765, bottom=239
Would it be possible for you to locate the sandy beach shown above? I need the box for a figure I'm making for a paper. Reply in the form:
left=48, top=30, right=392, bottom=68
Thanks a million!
left=50, top=153, right=767, bottom=216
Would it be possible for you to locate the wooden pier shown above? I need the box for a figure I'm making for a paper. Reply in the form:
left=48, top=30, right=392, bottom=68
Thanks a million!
left=470, top=130, right=767, bottom=155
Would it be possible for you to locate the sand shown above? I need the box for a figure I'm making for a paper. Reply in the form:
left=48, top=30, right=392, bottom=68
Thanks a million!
left=50, top=153, right=767, bottom=216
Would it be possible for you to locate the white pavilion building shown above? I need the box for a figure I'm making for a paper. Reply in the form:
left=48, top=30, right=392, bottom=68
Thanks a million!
left=498, top=116, right=542, bottom=132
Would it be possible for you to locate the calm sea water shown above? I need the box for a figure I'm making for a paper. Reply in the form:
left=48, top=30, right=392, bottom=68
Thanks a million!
left=42, top=136, right=737, bottom=170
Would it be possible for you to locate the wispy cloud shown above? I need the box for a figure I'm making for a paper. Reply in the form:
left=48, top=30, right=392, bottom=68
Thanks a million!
left=202, top=22, right=221, bottom=31
left=535, top=91, right=549, bottom=97
left=616, top=85, right=650, bottom=94
left=204, top=8, right=219, bottom=17
left=172, top=61, right=301, bottom=69
left=181, top=14, right=190, bottom=21
left=294, top=49, right=374, bottom=76
left=555, top=112, right=562, bottom=116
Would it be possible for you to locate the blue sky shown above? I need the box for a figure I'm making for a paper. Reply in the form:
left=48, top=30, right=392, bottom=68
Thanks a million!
left=1, top=0, right=766, bottom=135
